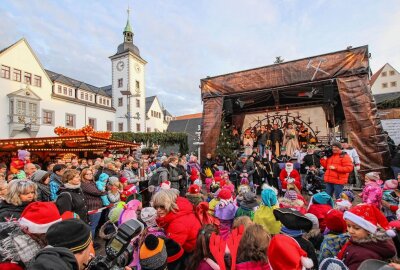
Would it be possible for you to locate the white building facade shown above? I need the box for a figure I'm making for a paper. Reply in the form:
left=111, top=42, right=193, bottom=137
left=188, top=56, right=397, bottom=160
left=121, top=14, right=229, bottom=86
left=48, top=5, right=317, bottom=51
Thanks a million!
left=0, top=12, right=171, bottom=139
left=145, top=96, right=172, bottom=132
left=371, top=63, right=400, bottom=95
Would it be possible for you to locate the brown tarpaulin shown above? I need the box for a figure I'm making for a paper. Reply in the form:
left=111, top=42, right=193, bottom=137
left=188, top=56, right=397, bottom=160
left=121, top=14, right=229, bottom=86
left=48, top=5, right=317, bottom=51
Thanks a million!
left=337, top=75, right=391, bottom=177
left=200, top=46, right=391, bottom=175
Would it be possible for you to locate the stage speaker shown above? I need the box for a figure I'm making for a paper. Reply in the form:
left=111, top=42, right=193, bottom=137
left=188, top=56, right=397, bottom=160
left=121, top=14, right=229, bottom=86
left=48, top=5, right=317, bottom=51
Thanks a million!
left=323, top=87, right=335, bottom=103
left=223, top=99, right=233, bottom=115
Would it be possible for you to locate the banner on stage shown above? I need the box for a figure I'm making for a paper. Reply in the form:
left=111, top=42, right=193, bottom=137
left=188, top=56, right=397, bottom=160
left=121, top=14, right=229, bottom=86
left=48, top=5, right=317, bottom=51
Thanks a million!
left=381, top=119, right=400, bottom=145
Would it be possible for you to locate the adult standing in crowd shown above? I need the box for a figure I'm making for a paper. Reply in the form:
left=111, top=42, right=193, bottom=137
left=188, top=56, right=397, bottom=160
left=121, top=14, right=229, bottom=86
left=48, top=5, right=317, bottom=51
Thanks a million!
left=31, top=170, right=51, bottom=202
left=24, top=163, right=37, bottom=180
left=256, top=125, right=270, bottom=158
left=49, top=164, right=67, bottom=201
left=94, top=160, right=118, bottom=181
left=168, top=156, right=182, bottom=190
left=202, top=153, right=218, bottom=175
left=121, top=161, right=139, bottom=184
left=270, top=123, right=284, bottom=156
left=320, top=142, right=353, bottom=199
left=234, top=154, right=255, bottom=185
left=341, top=138, right=361, bottom=185
left=80, top=168, right=106, bottom=239
left=56, top=169, right=88, bottom=223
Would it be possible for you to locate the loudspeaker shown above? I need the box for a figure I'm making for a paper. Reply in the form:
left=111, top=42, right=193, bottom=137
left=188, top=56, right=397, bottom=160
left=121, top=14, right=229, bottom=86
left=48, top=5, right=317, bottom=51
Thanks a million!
left=323, top=87, right=335, bottom=103
left=223, top=99, right=233, bottom=115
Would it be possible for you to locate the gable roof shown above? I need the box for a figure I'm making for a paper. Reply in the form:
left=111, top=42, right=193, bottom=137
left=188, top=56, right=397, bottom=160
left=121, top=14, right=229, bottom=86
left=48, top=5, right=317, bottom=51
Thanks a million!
left=145, top=96, right=157, bottom=114
left=370, top=64, right=387, bottom=86
left=7, top=86, right=42, bottom=101
left=163, top=109, right=172, bottom=117
left=45, top=69, right=111, bottom=97
left=174, top=113, right=202, bottom=120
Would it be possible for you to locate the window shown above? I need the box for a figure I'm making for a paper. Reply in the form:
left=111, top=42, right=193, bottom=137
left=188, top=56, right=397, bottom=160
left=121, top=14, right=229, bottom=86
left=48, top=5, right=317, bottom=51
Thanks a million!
left=136, top=80, right=140, bottom=89
left=24, top=72, right=32, bottom=84
left=1, top=65, right=10, bottom=79
left=85, top=93, right=88, bottom=100
left=107, top=121, right=113, bottom=131
left=382, top=71, right=387, bottom=77
left=10, top=100, right=14, bottom=115
left=69, top=89, right=73, bottom=96
left=17, top=100, right=26, bottom=115
left=151, top=110, right=153, bottom=117
left=89, top=95, right=92, bottom=102
left=147, top=127, right=151, bottom=132
left=136, top=99, right=140, bottom=108
left=118, top=122, right=124, bottom=132
left=28, top=103, right=37, bottom=117
left=66, top=114, right=75, bottom=127
left=136, top=123, right=141, bottom=132
left=13, top=69, right=21, bottom=81
left=382, top=83, right=388, bottom=88
left=390, top=70, right=395, bottom=76
left=42, top=110, right=54, bottom=125
left=63, top=87, right=67, bottom=95
left=391, top=81, right=397, bottom=87
left=80, top=92, right=84, bottom=99
left=118, top=78, right=123, bottom=88
left=118, top=98, right=123, bottom=107
left=88, top=118, right=96, bottom=128
left=33, top=75, right=41, bottom=87
left=106, top=100, right=110, bottom=106
left=58, top=85, right=62, bottom=93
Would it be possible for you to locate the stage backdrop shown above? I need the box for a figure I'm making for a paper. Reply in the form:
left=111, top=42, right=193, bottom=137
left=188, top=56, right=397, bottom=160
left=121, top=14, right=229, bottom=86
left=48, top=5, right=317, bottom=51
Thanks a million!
left=241, top=106, right=328, bottom=139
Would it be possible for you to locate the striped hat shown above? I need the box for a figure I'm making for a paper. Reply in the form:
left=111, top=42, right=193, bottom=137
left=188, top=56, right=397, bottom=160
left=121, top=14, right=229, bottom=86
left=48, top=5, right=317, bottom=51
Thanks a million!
left=140, top=234, right=167, bottom=270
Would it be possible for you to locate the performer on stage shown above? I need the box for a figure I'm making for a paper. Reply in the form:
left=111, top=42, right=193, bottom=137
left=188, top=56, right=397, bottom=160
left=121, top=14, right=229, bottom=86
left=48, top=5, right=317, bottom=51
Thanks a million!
left=283, top=123, right=300, bottom=157
left=256, top=125, right=270, bottom=158
left=270, top=124, right=283, bottom=156
left=243, top=130, right=254, bottom=156
left=298, top=124, right=309, bottom=148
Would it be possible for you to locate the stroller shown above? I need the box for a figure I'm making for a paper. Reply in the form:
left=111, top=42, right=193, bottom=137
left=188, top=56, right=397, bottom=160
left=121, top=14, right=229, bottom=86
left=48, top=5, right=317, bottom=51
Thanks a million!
left=304, top=166, right=323, bottom=196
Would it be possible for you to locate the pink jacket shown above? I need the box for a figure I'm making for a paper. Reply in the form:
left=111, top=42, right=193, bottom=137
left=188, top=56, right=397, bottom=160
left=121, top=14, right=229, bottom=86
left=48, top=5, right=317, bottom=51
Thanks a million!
left=361, top=182, right=383, bottom=208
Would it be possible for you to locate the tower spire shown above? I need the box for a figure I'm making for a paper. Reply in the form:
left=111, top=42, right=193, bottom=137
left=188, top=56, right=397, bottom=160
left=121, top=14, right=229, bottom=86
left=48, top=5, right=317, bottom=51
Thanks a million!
left=123, top=6, right=133, bottom=43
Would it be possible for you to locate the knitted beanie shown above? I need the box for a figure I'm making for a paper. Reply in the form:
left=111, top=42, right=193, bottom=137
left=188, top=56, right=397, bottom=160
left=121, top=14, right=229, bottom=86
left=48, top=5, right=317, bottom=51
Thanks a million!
left=108, top=176, right=119, bottom=185
left=164, top=238, right=184, bottom=264
left=188, top=184, right=201, bottom=194
left=19, top=202, right=62, bottom=234
left=319, top=257, right=349, bottom=270
left=305, top=213, right=319, bottom=230
left=98, top=173, right=109, bottom=182
left=18, top=149, right=30, bottom=161
left=139, top=234, right=167, bottom=270
left=331, top=141, right=342, bottom=149
left=46, top=219, right=92, bottom=253
left=325, top=209, right=347, bottom=233
left=141, top=207, right=158, bottom=227
left=384, top=180, right=398, bottom=190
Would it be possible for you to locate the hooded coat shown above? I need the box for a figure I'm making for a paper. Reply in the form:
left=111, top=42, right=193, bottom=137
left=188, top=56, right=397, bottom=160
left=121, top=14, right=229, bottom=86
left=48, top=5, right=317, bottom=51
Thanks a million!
left=320, top=152, right=353, bottom=185
left=156, top=197, right=201, bottom=253
left=28, top=246, right=78, bottom=270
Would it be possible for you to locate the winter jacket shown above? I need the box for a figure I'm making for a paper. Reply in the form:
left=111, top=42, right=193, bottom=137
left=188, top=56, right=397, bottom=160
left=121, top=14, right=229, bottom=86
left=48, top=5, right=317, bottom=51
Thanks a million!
left=121, top=168, right=138, bottom=184
left=341, top=237, right=396, bottom=270
left=156, top=197, right=201, bottom=252
left=253, top=205, right=281, bottom=235
left=307, top=204, right=332, bottom=233
left=36, top=183, right=51, bottom=202
left=236, top=261, right=271, bottom=270
left=81, top=181, right=106, bottom=211
left=168, top=164, right=181, bottom=190
left=360, top=181, right=383, bottom=208
left=234, top=160, right=255, bottom=182
left=320, top=152, right=353, bottom=185
left=318, top=233, right=349, bottom=263
left=0, top=202, right=29, bottom=222
left=28, top=246, right=78, bottom=270
left=303, top=154, right=321, bottom=168
left=279, top=169, right=301, bottom=191
left=155, top=167, right=169, bottom=184
left=49, top=173, right=63, bottom=201
left=187, top=161, right=201, bottom=175
left=94, top=167, right=118, bottom=181
left=56, top=186, right=88, bottom=223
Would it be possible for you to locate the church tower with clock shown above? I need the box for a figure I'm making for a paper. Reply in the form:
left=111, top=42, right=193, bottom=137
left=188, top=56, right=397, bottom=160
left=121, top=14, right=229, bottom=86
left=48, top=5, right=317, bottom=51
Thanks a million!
left=110, top=8, right=147, bottom=132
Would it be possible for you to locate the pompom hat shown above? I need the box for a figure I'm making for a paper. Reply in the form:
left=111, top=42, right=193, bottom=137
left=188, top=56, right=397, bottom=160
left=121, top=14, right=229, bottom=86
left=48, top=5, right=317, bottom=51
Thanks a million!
left=268, top=234, right=314, bottom=270
left=141, top=207, right=158, bottom=227
left=218, top=189, right=231, bottom=200
left=188, top=184, right=201, bottom=194
left=325, top=209, right=347, bottom=233
left=19, top=202, right=62, bottom=234
left=344, top=204, right=395, bottom=237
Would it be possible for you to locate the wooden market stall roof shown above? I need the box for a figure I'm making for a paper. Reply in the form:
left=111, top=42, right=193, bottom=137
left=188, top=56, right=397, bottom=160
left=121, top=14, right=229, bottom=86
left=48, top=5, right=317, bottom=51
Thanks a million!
left=0, top=126, right=139, bottom=152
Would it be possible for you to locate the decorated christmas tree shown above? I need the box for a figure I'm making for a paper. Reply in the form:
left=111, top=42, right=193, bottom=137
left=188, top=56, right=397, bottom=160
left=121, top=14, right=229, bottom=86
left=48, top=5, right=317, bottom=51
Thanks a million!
left=216, top=116, right=236, bottom=160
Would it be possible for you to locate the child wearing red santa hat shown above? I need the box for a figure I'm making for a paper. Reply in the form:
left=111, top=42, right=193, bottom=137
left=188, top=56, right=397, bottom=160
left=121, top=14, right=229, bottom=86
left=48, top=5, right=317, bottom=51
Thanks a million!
left=338, top=204, right=396, bottom=270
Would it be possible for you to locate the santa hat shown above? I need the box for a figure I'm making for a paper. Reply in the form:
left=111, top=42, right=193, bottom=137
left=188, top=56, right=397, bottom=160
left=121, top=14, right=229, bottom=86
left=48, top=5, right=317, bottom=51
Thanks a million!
left=285, top=162, right=293, bottom=173
left=268, top=234, right=313, bottom=270
left=218, top=189, right=232, bottom=200
left=160, top=181, right=171, bottom=190
left=19, top=202, right=62, bottom=234
left=325, top=209, right=347, bottom=233
left=188, top=184, right=201, bottom=194
left=384, top=180, right=398, bottom=190
left=344, top=204, right=396, bottom=237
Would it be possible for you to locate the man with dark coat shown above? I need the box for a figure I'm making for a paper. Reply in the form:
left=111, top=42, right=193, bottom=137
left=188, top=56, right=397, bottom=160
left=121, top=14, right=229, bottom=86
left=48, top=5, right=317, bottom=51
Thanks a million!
left=256, top=125, right=270, bottom=158
left=270, top=124, right=283, bottom=156
left=234, top=154, right=255, bottom=185
left=202, top=153, right=218, bottom=175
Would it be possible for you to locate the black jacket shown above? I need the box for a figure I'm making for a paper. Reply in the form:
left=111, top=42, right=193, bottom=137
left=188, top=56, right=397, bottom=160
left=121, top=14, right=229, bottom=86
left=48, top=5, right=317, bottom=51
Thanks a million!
left=270, top=129, right=283, bottom=143
left=0, top=201, right=28, bottom=222
left=56, top=187, right=89, bottom=223
left=234, top=160, right=255, bottom=182
left=28, top=246, right=78, bottom=270
left=303, top=154, right=321, bottom=168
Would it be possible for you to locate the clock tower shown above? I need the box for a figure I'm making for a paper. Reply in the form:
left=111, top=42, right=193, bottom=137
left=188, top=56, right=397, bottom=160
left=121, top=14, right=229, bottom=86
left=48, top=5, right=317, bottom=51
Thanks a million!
left=110, top=8, right=147, bottom=132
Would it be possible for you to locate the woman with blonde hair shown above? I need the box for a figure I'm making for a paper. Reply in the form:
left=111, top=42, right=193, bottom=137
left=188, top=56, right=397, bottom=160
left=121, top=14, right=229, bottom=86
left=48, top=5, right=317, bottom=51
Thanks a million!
left=153, top=189, right=201, bottom=254
left=0, top=179, right=37, bottom=221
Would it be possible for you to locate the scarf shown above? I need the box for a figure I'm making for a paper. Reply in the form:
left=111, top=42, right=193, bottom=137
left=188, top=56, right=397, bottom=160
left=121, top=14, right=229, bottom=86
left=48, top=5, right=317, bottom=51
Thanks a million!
left=64, top=183, right=81, bottom=189
left=281, top=226, right=304, bottom=237
left=37, top=182, right=50, bottom=198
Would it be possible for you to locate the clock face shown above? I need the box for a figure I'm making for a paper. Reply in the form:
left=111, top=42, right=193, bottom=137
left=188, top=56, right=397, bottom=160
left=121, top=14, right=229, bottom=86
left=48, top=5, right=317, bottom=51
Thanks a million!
left=135, top=64, right=141, bottom=73
left=116, top=61, right=124, bottom=71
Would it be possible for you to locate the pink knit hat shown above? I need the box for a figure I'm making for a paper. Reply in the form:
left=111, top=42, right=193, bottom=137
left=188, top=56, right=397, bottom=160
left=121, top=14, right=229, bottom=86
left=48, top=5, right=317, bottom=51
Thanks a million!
left=384, top=180, right=398, bottom=190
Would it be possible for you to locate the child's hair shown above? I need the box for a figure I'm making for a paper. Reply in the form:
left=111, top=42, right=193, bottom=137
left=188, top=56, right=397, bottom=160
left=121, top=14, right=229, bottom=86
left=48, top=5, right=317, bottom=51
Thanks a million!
left=6, top=179, right=37, bottom=205
left=233, top=216, right=253, bottom=230
left=236, top=224, right=271, bottom=264
left=61, top=169, right=80, bottom=184
left=187, top=224, right=218, bottom=270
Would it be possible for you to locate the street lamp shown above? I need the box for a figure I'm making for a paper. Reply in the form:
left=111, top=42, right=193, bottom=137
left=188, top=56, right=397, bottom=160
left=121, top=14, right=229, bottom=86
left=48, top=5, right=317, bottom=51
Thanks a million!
left=193, top=124, right=204, bottom=164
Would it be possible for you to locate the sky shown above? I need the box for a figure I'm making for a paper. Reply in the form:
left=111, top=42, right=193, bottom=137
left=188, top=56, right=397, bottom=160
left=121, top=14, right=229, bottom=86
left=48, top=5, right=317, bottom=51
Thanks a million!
left=1, top=0, right=399, bottom=116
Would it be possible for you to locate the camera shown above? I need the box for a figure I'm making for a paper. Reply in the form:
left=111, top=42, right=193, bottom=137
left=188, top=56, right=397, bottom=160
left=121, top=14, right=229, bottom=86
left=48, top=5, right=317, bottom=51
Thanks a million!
left=317, top=146, right=333, bottom=158
left=86, top=219, right=144, bottom=270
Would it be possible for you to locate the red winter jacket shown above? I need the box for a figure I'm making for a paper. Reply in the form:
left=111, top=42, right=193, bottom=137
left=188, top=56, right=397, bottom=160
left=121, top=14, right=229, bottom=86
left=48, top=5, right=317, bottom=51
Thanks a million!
left=320, top=152, right=353, bottom=185
left=307, top=204, right=332, bottom=232
left=157, top=196, right=201, bottom=252
left=280, top=169, right=301, bottom=190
